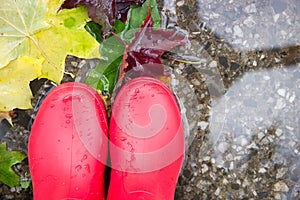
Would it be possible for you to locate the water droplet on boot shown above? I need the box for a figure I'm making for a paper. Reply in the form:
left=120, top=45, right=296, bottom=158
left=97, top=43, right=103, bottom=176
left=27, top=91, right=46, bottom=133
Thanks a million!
left=81, top=154, right=87, bottom=162
left=75, top=165, right=82, bottom=172
left=65, top=114, right=72, bottom=118
left=62, top=95, right=72, bottom=103
left=84, top=164, right=90, bottom=173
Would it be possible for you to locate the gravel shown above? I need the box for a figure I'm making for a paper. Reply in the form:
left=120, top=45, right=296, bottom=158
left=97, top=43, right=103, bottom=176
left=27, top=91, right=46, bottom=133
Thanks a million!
left=0, top=0, right=299, bottom=199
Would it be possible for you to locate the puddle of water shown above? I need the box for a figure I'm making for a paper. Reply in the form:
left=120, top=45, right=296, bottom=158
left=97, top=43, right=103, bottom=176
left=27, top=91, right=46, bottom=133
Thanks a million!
left=158, top=0, right=300, bottom=199
left=196, top=0, right=299, bottom=51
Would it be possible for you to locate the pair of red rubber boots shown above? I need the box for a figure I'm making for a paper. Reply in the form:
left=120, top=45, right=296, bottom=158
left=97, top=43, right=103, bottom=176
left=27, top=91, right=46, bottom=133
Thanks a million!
left=28, top=77, right=184, bottom=200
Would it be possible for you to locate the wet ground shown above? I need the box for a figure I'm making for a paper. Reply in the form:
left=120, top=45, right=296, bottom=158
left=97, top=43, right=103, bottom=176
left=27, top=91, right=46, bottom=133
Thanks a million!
left=0, top=0, right=299, bottom=199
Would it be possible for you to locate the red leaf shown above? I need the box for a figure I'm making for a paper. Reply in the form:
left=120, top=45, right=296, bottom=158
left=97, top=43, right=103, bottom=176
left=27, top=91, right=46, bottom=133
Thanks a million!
left=118, top=8, right=187, bottom=81
left=60, top=0, right=145, bottom=37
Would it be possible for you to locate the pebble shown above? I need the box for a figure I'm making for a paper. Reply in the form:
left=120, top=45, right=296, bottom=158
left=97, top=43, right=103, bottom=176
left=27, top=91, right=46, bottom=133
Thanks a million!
left=276, top=167, right=288, bottom=179
left=273, top=13, right=280, bottom=22
left=288, top=92, right=296, bottom=103
left=275, top=129, right=283, bottom=137
left=274, top=181, right=289, bottom=192
left=201, top=164, right=209, bottom=173
left=244, top=4, right=257, bottom=13
left=257, top=132, right=265, bottom=140
left=209, top=60, right=217, bottom=68
left=217, top=142, right=229, bottom=154
left=243, top=16, right=256, bottom=28
left=198, top=121, right=208, bottom=130
left=202, top=156, right=210, bottom=161
left=177, top=0, right=184, bottom=7
left=274, top=98, right=286, bottom=109
left=253, top=60, right=257, bottom=66
left=214, top=187, right=220, bottom=195
left=277, top=88, right=286, bottom=97
left=233, top=25, right=244, bottom=38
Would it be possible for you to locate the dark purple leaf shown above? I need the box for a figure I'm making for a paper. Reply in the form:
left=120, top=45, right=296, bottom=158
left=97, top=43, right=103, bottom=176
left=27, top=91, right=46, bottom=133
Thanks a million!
left=118, top=9, right=187, bottom=80
left=60, top=0, right=145, bottom=37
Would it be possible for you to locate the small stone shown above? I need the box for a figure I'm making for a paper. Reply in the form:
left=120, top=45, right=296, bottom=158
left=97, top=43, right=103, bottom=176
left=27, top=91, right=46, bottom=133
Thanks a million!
left=231, top=183, right=240, bottom=190
left=230, top=62, right=240, bottom=70
left=209, top=60, right=217, bottom=68
left=277, top=88, right=286, bottom=97
left=258, top=167, right=267, bottom=173
left=274, top=98, right=286, bottom=109
left=286, top=126, right=294, bottom=131
left=263, top=75, right=271, bottom=80
left=244, top=3, right=257, bottom=13
left=258, top=192, right=268, bottom=199
left=215, top=187, right=221, bottom=195
left=185, top=186, right=192, bottom=192
left=201, top=164, right=209, bottom=173
left=219, top=56, right=229, bottom=68
left=233, top=25, right=244, bottom=38
left=274, top=181, right=289, bottom=192
left=273, top=13, right=280, bottom=22
left=276, top=167, right=288, bottom=179
left=239, top=137, right=248, bottom=146
left=10, top=187, right=16, bottom=192
left=225, top=27, right=232, bottom=33
left=71, top=61, right=78, bottom=67
left=244, top=16, right=256, bottom=28
left=289, top=92, right=296, bottom=103
left=275, top=57, right=281, bottom=63
left=257, top=132, right=265, bottom=140
left=253, top=60, right=257, bottom=66
left=217, top=142, right=229, bottom=153
left=275, top=129, right=283, bottom=137
left=203, top=156, right=210, bottom=161
left=223, top=178, right=228, bottom=184
left=176, top=0, right=184, bottom=6
left=198, top=121, right=208, bottom=130
left=229, top=161, right=234, bottom=170
left=260, top=54, right=266, bottom=60
left=274, top=193, right=281, bottom=199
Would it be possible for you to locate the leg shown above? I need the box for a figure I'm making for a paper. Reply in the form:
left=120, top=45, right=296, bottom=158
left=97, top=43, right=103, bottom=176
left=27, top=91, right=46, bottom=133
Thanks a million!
left=28, top=82, right=108, bottom=200
left=108, top=77, right=184, bottom=200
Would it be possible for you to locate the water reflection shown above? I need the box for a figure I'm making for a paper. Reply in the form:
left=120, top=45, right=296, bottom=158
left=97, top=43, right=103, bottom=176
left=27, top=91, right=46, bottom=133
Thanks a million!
left=158, top=0, right=300, bottom=199
left=208, top=66, right=299, bottom=198
left=196, top=0, right=299, bottom=51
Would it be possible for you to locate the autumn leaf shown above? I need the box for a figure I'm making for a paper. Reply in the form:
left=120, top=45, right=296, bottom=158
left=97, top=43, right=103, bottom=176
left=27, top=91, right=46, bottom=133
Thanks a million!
left=121, top=0, right=160, bottom=43
left=118, top=9, right=187, bottom=81
left=85, top=0, right=164, bottom=93
left=0, top=142, right=26, bottom=187
left=0, top=0, right=99, bottom=111
left=0, top=57, right=42, bottom=111
left=60, top=0, right=145, bottom=37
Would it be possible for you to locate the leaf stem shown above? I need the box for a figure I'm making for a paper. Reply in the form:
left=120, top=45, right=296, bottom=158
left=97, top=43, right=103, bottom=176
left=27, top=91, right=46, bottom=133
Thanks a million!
left=111, top=32, right=127, bottom=47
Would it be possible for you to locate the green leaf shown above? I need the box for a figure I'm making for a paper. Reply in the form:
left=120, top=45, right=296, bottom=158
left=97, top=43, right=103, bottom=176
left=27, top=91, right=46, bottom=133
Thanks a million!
left=85, top=0, right=161, bottom=93
left=86, top=36, right=125, bottom=93
left=121, top=0, right=161, bottom=43
left=20, top=179, right=31, bottom=189
left=0, top=142, right=26, bottom=187
left=113, top=19, right=126, bottom=34
left=85, top=21, right=103, bottom=43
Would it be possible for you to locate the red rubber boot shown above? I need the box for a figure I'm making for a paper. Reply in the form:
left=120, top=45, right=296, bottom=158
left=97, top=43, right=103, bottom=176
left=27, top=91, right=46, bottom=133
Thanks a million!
left=108, top=77, right=184, bottom=200
left=28, top=82, right=108, bottom=200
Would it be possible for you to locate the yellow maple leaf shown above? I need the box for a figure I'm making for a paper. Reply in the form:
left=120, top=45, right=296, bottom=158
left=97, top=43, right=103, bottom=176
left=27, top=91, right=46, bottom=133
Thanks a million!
left=0, top=0, right=99, bottom=111
left=0, top=56, right=42, bottom=111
